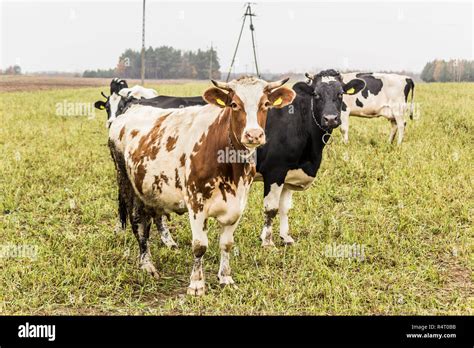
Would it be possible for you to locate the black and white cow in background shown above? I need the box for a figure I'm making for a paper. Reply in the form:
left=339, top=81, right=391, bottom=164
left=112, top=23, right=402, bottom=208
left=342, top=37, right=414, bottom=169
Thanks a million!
left=256, top=70, right=365, bottom=246
left=94, top=78, right=206, bottom=128
left=94, top=78, right=159, bottom=127
left=322, top=72, right=415, bottom=145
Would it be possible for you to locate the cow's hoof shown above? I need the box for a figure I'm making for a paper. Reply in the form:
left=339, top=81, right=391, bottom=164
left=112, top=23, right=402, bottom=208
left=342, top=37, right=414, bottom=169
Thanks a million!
left=140, top=261, right=160, bottom=280
left=187, top=281, right=205, bottom=296
left=218, top=275, right=235, bottom=287
left=161, top=235, right=178, bottom=249
left=280, top=235, right=295, bottom=245
left=261, top=239, right=275, bottom=248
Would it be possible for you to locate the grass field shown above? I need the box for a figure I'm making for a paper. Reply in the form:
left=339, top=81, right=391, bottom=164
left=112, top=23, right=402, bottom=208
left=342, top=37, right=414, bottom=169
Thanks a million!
left=0, top=81, right=472, bottom=315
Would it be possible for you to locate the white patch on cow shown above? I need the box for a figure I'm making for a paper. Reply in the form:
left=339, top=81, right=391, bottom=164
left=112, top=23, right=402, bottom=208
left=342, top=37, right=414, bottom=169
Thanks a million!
left=119, top=85, right=158, bottom=100
left=284, top=169, right=315, bottom=191
left=107, top=93, right=122, bottom=126
left=279, top=187, right=294, bottom=244
left=230, top=78, right=267, bottom=140
left=321, top=76, right=337, bottom=83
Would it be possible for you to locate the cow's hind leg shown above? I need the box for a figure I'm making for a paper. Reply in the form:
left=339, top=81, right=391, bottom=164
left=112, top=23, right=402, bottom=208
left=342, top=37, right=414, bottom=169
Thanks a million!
left=130, top=200, right=159, bottom=280
left=388, top=120, right=398, bottom=144
left=218, top=222, right=238, bottom=287
left=279, top=187, right=294, bottom=245
left=260, top=183, right=283, bottom=247
left=187, top=213, right=208, bottom=296
left=154, top=215, right=178, bottom=249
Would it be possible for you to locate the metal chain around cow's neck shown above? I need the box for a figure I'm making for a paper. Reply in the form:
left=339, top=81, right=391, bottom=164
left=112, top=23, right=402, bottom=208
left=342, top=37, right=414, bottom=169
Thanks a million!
left=310, top=97, right=333, bottom=145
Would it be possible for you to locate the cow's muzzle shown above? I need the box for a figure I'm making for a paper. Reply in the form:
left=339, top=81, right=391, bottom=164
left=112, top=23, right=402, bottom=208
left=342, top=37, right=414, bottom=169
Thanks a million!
left=242, top=128, right=266, bottom=148
left=322, top=115, right=341, bottom=128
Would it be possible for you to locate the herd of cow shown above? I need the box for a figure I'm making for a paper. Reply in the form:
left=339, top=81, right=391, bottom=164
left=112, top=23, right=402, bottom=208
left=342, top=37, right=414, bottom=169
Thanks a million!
left=94, top=71, right=415, bottom=295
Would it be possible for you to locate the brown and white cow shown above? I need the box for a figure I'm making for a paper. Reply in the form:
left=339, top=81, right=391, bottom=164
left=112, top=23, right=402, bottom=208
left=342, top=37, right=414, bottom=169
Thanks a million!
left=108, top=76, right=295, bottom=295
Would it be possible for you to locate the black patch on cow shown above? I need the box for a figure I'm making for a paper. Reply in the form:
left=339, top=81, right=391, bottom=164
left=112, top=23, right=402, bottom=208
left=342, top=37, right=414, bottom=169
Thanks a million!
left=356, top=73, right=383, bottom=99
left=342, top=101, right=347, bottom=112
left=355, top=98, right=363, bottom=108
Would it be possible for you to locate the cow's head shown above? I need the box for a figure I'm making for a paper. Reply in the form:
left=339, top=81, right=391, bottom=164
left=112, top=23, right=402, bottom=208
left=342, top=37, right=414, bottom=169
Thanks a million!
left=293, top=70, right=365, bottom=129
left=203, top=76, right=295, bottom=149
left=94, top=78, right=129, bottom=128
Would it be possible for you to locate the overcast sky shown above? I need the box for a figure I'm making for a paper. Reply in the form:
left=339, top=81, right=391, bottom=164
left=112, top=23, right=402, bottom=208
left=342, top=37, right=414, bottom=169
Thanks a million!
left=1, top=0, right=472, bottom=74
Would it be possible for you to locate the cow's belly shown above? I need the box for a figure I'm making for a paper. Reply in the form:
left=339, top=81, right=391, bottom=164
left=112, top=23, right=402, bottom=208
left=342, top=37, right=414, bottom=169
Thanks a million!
left=284, top=169, right=315, bottom=191
left=208, top=179, right=251, bottom=225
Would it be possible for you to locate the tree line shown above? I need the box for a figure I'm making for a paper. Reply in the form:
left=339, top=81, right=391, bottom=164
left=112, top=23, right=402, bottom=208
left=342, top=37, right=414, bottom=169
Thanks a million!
left=420, top=59, right=474, bottom=82
left=83, top=46, right=220, bottom=79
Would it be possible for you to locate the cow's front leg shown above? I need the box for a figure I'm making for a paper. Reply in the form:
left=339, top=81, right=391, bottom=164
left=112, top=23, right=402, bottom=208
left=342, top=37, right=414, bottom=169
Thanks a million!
left=130, top=200, right=159, bottom=279
left=187, top=213, right=208, bottom=296
left=340, top=110, right=350, bottom=144
left=218, top=222, right=238, bottom=287
left=155, top=215, right=178, bottom=249
left=279, top=187, right=294, bottom=245
left=261, top=182, right=283, bottom=247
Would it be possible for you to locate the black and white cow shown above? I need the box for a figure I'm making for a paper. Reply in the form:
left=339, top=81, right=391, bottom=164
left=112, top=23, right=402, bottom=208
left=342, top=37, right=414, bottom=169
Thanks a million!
left=256, top=70, right=365, bottom=246
left=95, top=79, right=206, bottom=128
left=327, top=72, right=415, bottom=145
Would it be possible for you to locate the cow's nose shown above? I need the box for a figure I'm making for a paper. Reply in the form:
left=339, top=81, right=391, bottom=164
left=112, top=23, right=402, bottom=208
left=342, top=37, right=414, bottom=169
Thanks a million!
left=323, top=115, right=339, bottom=127
left=243, top=128, right=265, bottom=146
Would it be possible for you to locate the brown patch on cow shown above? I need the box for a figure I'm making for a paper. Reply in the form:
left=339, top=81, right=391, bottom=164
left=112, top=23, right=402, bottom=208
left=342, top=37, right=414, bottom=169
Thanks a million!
left=130, top=129, right=140, bottom=138
left=166, top=135, right=178, bottom=152
left=119, top=126, right=126, bottom=141
left=179, top=153, right=186, bottom=167
left=129, top=113, right=171, bottom=194
left=175, top=168, right=182, bottom=190
left=186, top=107, right=259, bottom=216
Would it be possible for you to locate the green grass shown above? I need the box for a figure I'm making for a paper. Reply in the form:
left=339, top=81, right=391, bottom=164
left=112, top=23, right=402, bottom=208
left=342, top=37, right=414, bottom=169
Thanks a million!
left=0, top=82, right=472, bottom=315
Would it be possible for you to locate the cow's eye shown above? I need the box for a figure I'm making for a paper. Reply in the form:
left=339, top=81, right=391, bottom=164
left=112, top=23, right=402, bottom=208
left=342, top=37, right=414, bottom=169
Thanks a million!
left=230, top=102, right=239, bottom=110
left=264, top=101, right=271, bottom=108
left=314, top=94, right=321, bottom=100
left=338, top=93, right=343, bottom=99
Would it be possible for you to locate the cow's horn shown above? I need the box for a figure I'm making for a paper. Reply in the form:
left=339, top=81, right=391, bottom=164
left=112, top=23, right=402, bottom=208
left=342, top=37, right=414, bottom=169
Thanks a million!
left=211, top=80, right=232, bottom=91
left=305, top=72, right=315, bottom=80
left=264, top=77, right=290, bottom=92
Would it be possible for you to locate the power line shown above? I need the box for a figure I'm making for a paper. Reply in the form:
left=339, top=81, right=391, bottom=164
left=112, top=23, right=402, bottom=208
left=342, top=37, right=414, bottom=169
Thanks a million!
left=226, top=3, right=260, bottom=82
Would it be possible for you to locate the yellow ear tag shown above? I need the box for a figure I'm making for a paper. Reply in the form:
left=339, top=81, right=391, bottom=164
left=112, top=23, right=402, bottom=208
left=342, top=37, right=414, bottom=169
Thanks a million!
left=216, top=98, right=226, bottom=106
left=100, top=105, right=105, bottom=110
left=273, top=97, right=283, bottom=106
left=346, top=87, right=355, bottom=94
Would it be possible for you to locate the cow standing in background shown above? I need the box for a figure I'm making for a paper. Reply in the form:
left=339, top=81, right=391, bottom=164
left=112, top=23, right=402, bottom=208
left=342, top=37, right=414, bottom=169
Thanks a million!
left=329, top=72, right=415, bottom=145
left=94, top=78, right=160, bottom=128
left=256, top=70, right=365, bottom=246
left=108, top=76, right=295, bottom=295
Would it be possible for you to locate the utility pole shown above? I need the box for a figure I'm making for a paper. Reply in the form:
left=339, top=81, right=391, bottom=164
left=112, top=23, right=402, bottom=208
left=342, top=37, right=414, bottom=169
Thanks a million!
left=226, top=3, right=260, bottom=82
left=141, top=0, right=146, bottom=85
left=209, top=42, right=213, bottom=80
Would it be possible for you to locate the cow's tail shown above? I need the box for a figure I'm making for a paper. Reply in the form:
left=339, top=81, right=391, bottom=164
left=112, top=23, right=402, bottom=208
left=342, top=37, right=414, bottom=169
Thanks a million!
left=407, top=78, right=415, bottom=120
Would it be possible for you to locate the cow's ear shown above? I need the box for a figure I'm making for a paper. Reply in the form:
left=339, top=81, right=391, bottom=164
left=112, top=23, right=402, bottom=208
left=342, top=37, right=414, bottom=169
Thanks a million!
left=267, top=87, right=296, bottom=109
left=292, top=82, right=314, bottom=96
left=94, top=101, right=106, bottom=110
left=203, top=87, right=231, bottom=108
left=343, top=78, right=365, bottom=95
